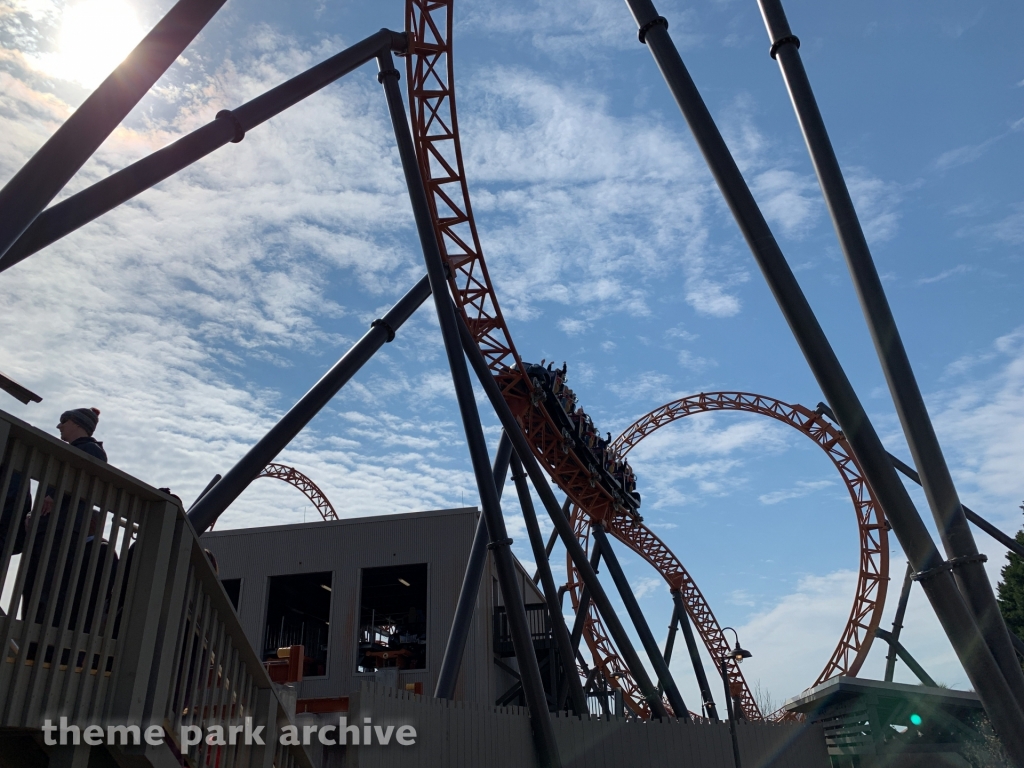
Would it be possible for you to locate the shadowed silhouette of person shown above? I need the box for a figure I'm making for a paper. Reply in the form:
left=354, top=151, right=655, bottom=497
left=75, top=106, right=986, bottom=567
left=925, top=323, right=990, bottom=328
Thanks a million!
left=20, top=407, right=115, bottom=630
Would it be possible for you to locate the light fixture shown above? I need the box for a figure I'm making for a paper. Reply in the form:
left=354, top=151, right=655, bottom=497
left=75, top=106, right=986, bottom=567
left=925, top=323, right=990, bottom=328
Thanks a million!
left=722, top=626, right=752, bottom=663
left=398, top=578, right=411, bottom=587
left=731, top=643, right=752, bottom=663
left=321, top=584, right=332, bottom=592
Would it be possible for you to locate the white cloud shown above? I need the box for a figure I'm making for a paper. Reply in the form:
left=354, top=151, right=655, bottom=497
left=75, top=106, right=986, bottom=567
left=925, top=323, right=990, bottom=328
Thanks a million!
left=845, top=169, right=903, bottom=243
left=461, top=0, right=704, bottom=60
left=458, top=67, right=744, bottom=323
left=930, top=326, right=1024, bottom=516
left=558, top=317, right=588, bottom=335
left=916, top=264, right=973, bottom=285
left=632, top=575, right=665, bottom=600
left=758, top=479, right=834, bottom=506
left=677, top=349, right=715, bottom=371
left=990, top=203, right=1024, bottom=244
left=750, top=168, right=821, bottom=239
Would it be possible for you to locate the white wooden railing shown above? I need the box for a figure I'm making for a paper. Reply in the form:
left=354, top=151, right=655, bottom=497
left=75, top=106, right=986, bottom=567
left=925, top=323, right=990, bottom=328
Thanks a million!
left=0, top=408, right=312, bottom=768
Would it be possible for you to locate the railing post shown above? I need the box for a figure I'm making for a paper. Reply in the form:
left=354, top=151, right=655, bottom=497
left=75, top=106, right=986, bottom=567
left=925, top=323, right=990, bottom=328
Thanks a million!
left=108, top=500, right=178, bottom=723
left=136, top=515, right=194, bottom=725
left=252, top=687, right=277, bottom=768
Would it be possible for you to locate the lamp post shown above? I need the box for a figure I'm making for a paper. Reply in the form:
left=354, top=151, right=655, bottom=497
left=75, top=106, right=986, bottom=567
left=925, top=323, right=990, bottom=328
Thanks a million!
left=719, top=627, right=752, bottom=768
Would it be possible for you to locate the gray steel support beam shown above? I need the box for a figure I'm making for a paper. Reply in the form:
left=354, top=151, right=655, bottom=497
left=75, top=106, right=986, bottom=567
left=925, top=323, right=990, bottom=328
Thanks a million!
left=570, top=542, right=603, bottom=654
left=592, top=524, right=690, bottom=721
left=187, top=275, right=431, bottom=533
left=662, top=602, right=680, bottom=667
left=874, top=629, right=938, bottom=687
left=822, top=401, right=1024, bottom=559
left=560, top=538, right=602, bottom=710
left=672, top=589, right=719, bottom=722
left=376, top=50, right=559, bottom=768
left=511, top=451, right=590, bottom=715
left=757, top=0, right=1024, bottom=709
left=622, top=0, right=1024, bottom=756
left=0, top=29, right=400, bottom=274
left=434, top=432, right=513, bottom=699
left=888, top=449, right=1024, bottom=560
left=533, top=526, right=561, bottom=585
left=188, top=474, right=221, bottom=511
left=884, top=563, right=915, bottom=683
left=0, top=0, right=228, bottom=263
left=455, top=313, right=669, bottom=719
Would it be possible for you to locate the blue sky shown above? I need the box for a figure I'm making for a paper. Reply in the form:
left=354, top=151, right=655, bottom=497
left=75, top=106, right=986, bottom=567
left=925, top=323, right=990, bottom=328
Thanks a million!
left=0, top=0, right=1022, bottom=710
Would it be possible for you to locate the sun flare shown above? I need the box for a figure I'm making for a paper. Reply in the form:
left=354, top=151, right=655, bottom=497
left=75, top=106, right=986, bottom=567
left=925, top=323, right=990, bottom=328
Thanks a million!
left=38, top=0, right=147, bottom=90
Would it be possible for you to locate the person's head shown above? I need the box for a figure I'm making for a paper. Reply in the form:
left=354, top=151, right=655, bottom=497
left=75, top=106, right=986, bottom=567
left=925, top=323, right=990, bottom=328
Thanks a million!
left=57, top=407, right=101, bottom=443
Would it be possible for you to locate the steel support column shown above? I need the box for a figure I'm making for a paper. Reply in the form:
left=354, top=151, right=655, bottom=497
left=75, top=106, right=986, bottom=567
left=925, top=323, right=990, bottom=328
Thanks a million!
left=663, top=603, right=680, bottom=667
left=819, top=401, right=1024, bottom=558
left=570, top=538, right=602, bottom=653
left=188, top=276, right=431, bottom=533
left=884, top=563, right=915, bottom=683
left=511, top=452, right=589, bottom=715
left=875, top=629, right=938, bottom=687
left=622, top=0, right=1024, bottom=755
left=757, top=0, right=1024, bottom=708
left=376, top=50, right=559, bottom=767
left=561, top=538, right=602, bottom=710
left=592, top=524, right=690, bottom=721
left=533, top=523, right=561, bottom=585
left=0, top=0, right=228, bottom=262
left=888, top=450, right=1024, bottom=559
left=672, top=589, right=719, bottom=721
left=0, top=29, right=400, bottom=274
left=434, top=432, right=513, bottom=699
left=455, top=314, right=669, bottom=720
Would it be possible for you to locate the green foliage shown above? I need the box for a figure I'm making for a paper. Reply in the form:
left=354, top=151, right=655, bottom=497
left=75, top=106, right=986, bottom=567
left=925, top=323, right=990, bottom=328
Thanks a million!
left=996, top=503, right=1024, bottom=640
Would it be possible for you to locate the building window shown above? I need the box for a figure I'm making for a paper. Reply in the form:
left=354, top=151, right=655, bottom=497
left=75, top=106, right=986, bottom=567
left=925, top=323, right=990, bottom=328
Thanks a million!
left=263, top=571, right=332, bottom=677
left=357, top=564, right=427, bottom=672
left=220, top=578, right=241, bottom=610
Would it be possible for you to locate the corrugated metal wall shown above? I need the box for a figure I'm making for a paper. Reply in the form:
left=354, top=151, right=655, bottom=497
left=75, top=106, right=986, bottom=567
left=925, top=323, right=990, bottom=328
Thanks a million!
left=347, top=683, right=831, bottom=768
left=202, top=508, right=498, bottom=705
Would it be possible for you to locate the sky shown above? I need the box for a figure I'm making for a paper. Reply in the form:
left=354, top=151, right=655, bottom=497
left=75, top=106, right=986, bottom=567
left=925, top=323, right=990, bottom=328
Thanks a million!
left=0, top=0, right=1022, bottom=713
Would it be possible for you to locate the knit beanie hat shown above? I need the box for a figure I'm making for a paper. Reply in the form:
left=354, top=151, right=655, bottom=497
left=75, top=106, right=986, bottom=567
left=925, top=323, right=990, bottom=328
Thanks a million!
left=61, top=407, right=100, bottom=436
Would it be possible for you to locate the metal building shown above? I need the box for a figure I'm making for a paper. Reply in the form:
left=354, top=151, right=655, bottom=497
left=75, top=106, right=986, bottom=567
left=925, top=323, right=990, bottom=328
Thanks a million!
left=202, top=508, right=543, bottom=713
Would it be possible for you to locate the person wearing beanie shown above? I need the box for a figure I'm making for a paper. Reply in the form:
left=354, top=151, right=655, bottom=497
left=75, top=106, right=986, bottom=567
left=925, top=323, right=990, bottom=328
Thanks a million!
left=57, top=407, right=107, bottom=462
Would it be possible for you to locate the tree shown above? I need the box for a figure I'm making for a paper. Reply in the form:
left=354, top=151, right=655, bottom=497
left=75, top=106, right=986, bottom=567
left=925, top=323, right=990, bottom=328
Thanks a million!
left=996, top=503, right=1024, bottom=641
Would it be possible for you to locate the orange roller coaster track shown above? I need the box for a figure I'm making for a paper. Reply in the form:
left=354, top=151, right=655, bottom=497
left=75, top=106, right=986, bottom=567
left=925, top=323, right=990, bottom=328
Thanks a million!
left=404, top=3, right=887, bottom=720
left=567, top=392, right=888, bottom=719
left=256, top=463, right=338, bottom=521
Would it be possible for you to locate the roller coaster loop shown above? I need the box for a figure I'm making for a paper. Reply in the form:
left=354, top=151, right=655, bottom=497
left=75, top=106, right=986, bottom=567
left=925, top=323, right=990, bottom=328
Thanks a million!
left=567, top=392, right=888, bottom=720
left=256, top=463, right=339, bottom=521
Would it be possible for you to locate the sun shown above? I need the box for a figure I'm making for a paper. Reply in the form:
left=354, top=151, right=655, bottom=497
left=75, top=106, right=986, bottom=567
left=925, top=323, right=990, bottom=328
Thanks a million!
left=38, top=0, right=147, bottom=90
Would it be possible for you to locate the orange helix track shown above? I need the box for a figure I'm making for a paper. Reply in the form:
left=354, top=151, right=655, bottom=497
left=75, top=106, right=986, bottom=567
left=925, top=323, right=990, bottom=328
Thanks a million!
left=257, top=463, right=339, bottom=521
left=403, top=3, right=888, bottom=720
left=566, top=393, right=888, bottom=719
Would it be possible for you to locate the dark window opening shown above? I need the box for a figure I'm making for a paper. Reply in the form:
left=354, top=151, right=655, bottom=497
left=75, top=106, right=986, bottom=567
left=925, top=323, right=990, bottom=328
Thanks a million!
left=357, top=564, right=427, bottom=672
left=263, top=571, right=332, bottom=677
left=221, top=578, right=241, bottom=610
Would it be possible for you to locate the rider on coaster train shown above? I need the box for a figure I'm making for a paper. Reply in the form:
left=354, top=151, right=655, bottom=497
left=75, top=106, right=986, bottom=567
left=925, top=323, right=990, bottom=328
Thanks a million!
left=522, top=360, right=640, bottom=510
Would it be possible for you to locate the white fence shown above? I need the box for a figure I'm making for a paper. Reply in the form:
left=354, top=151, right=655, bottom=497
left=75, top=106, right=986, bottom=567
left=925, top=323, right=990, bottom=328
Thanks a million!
left=347, top=682, right=830, bottom=768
